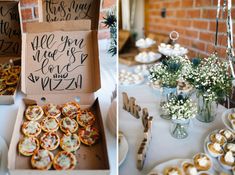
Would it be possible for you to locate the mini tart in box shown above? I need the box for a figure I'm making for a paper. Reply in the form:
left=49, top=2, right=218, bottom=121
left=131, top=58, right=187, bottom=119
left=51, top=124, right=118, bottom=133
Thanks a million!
left=219, top=151, right=235, bottom=170
left=77, top=110, right=95, bottom=127
left=31, top=149, right=54, bottom=170
left=43, top=103, right=61, bottom=118
left=40, top=132, right=60, bottom=151
left=181, top=162, right=198, bottom=175
left=0, top=87, right=16, bottom=95
left=5, top=74, right=18, bottom=86
left=219, top=129, right=234, bottom=142
left=207, top=142, right=224, bottom=157
left=40, top=117, right=59, bottom=132
left=163, top=167, right=182, bottom=175
left=53, top=151, right=76, bottom=170
left=78, top=125, right=100, bottom=146
left=209, top=133, right=227, bottom=145
left=62, top=102, right=80, bottom=119
left=60, top=133, right=80, bottom=152
left=22, top=121, right=41, bottom=137
left=18, top=137, right=39, bottom=156
left=25, top=105, right=44, bottom=121
left=60, top=117, right=78, bottom=133
left=193, top=153, right=212, bottom=171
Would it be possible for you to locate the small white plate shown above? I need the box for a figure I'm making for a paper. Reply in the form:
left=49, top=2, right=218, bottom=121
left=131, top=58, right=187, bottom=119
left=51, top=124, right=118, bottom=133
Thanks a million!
left=147, top=159, right=191, bottom=175
left=0, top=136, right=8, bottom=175
left=204, top=130, right=232, bottom=175
left=118, top=132, right=129, bottom=166
left=222, top=108, right=235, bottom=132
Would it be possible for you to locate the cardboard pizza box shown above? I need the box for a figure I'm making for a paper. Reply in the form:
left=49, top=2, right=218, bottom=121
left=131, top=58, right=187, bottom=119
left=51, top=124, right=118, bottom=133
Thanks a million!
left=0, top=0, right=22, bottom=104
left=38, top=0, right=101, bottom=30
left=8, top=20, right=110, bottom=174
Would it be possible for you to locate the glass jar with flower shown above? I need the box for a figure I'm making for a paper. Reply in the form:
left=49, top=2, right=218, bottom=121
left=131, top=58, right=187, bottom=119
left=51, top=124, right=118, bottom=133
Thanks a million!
left=183, top=54, right=232, bottom=123
left=162, top=94, right=197, bottom=139
left=149, top=56, right=185, bottom=119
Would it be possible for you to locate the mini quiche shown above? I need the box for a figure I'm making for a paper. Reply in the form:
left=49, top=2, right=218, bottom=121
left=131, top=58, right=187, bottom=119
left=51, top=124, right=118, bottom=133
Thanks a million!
left=40, top=132, right=60, bottom=151
left=43, top=103, right=61, bottom=118
left=60, top=117, right=78, bottom=133
left=22, top=121, right=41, bottom=137
left=0, top=87, right=15, bottom=95
left=25, top=105, right=44, bottom=121
left=78, top=125, right=100, bottom=146
left=41, top=117, right=59, bottom=132
left=31, top=149, right=54, bottom=170
left=53, top=151, right=76, bottom=170
left=9, top=66, right=21, bottom=75
left=77, top=110, right=95, bottom=127
left=18, top=137, right=39, bottom=156
left=60, top=133, right=80, bottom=152
left=62, top=102, right=80, bottom=119
left=5, top=74, right=18, bottom=86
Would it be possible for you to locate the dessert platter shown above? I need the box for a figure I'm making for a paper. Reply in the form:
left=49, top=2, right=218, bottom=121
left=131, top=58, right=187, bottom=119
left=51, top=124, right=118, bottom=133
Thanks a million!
left=135, top=52, right=161, bottom=64
left=17, top=102, right=102, bottom=170
left=204, top=129, right=235, bottom=174
left=119, top=69, right=145, bottom=86
left=136, top=38, right=156, bottom=49
left=222, top=109, right=235, bottom=132
left=148, top=153, right=216, bottom=175
left=158, top=43, right=188, bottom=57
left=134, top=64, right=150, bottom=77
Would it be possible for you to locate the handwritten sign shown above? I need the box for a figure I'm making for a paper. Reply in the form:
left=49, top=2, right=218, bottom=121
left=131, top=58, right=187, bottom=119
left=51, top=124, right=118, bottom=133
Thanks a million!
left=122, top=92, right=153, bottom=170
left=0, top=2, right=21, bottom=56
left=39, top=0, right=100, bottom=29
left=22, top=22, right=100, bottom=94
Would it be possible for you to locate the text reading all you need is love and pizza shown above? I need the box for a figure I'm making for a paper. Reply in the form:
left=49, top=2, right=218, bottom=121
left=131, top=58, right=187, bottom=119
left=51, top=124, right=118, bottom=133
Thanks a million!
left=27, top=33, right=89, bottom=92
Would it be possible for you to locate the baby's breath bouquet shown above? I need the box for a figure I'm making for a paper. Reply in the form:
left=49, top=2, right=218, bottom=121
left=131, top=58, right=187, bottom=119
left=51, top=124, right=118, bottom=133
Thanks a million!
left=162, top=94, right=197, bottom=121
left=149, top=56, right=186, bottom=88
left=163, top=94, right=197, bottom=139
left=183, top=53, right=232, bottom=122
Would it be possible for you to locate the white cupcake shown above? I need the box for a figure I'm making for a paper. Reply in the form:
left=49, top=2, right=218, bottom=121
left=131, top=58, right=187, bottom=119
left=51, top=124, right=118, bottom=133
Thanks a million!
left=219, top=151, right=235, bottom=170
left=207, top=142, right=224, bottom=157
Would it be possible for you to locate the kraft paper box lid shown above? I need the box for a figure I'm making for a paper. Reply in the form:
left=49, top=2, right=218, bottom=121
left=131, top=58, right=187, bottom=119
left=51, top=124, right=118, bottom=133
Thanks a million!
left=0, top=0, right=21, bottom=57
left=38, top=0, right=101, bottom=30
left=21, top=20, right=101, bottom=98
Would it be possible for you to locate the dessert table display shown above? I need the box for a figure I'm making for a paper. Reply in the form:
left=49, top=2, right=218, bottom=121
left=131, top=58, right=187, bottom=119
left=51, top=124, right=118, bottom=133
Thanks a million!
left=119, top=81, right=230, bottom=175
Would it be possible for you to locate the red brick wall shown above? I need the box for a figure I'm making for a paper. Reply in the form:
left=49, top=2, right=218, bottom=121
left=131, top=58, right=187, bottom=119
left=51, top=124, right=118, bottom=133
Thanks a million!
left=20, top=0, right=116, bottom=39
left=145, top=0, right=235, bottom=58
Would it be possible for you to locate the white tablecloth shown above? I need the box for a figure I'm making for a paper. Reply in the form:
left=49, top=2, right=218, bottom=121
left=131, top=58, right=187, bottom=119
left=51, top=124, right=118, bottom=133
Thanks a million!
left=119, top=65, right=226, bottom=175
left=0, top=39, right=117, bottom=175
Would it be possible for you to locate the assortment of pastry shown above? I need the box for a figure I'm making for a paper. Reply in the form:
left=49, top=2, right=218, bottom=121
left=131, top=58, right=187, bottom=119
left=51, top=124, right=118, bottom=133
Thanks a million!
left=158, top=43, right=188, bottom=57
left=206, top=129, right=235, bottom=173
left=18, top=102, right=100, bottom=170
left=119, top=69, right=144, bottom=85
left=0, top=63, right=20, bottom=95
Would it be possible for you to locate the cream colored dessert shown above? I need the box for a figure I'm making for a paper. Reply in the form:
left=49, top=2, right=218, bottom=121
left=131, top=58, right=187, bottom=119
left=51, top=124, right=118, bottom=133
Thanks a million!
left=225, top=143, right=235, bottom=154
left=164, top=167, right=182, bottom=175
left=219, top=151, right=235, bottom=169
left=193, top=153, right=212, bottom=171
left=182, top=162, right=198, bottom=175
left=207, top=142, right=224, bottom=157
left=210, top=133, right=227, bottom=145
left=219, top=129, right=234, bottom=142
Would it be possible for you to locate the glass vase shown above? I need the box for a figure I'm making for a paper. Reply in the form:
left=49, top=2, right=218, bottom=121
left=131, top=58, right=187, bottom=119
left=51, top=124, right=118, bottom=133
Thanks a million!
left=170, top=119, right=190, bottom=139
left=160, top=86, right=177, bottom=120
left=196, top=94, right=217, bottom=123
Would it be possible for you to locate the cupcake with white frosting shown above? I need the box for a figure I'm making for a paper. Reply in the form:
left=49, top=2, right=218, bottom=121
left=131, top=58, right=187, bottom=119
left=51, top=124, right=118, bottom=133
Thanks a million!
left=219, top=129, right=234, bottom=142
left=207, top=142, right=224, bottom=157
left=219, top=151, right=235, bottom=170
left=209, top=133, right=227, bottom=145
left=193, top=153, right=212, bottom=171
